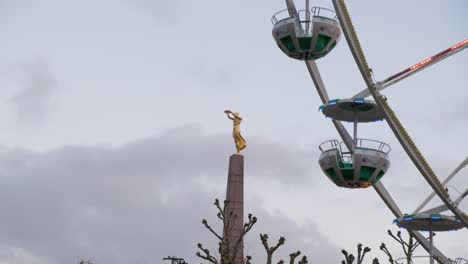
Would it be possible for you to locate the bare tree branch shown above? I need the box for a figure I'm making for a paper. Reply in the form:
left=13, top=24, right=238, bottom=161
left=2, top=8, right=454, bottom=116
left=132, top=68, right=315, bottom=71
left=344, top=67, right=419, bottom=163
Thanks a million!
left=261, top=234, right=287, bottom=264
left=342, top=243, right=372, bottom=264
left=289, top=251, right=301, bottom=264
left=379, top=243, right=395, bottom=264
left=357, top=244, right=371, bottom=264
left=298, top=255, right=308, bottom=264
left=341, top=249, right=355, bottom=264
left=197, top=199, right=258, bottom=264
left=383, top=230, right=421, bottom=264
left=202, top=219, right=223, bottom=242
left=196, top=243, right=220, bottom=264
left=232, top=214, right=257, bottom=264
left=214, top=199, right=224, bottom=221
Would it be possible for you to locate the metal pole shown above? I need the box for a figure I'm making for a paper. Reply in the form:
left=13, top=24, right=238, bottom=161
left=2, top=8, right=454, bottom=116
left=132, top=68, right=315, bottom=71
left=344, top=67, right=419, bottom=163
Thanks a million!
left=353, top=111, right=358, bottom=148
left=429, top=225, right=434, bottom=264
left=305, top=0, right=310, bottom=32
left=351, top=39, right=468, bottom=99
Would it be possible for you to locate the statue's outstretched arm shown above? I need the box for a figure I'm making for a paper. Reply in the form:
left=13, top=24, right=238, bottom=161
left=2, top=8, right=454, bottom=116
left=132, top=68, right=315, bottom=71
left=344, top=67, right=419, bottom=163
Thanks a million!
left=231, top=112, right=242, bottom=120
left=225, top=110, right=235, bottom=120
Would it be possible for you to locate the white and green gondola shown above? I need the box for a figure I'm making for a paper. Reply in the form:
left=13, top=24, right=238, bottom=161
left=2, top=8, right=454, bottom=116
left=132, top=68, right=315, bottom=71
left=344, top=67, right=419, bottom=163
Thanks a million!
left=318, top=98, right=391, bottom=188
left=271, top=6, right=341, bottom=60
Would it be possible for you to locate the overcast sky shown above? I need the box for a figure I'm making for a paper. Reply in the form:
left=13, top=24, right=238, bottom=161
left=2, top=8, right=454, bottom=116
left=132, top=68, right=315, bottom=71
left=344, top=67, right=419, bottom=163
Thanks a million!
left=0, top=0, right=467, bottom=263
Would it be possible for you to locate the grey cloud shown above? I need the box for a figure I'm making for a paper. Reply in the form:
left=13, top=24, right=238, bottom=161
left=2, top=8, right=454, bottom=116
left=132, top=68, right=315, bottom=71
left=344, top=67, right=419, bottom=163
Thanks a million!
left=243, top=209, right=341, bottom=263
left=123, top=0, right=180, bottom=24
left=9, top=58, right=57, bottom=124
left=0, top=125, right=337, bottom=264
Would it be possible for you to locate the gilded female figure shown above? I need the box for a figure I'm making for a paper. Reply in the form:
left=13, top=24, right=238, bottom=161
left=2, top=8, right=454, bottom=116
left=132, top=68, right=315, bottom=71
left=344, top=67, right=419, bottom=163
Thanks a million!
left=224, top=110, right=246, bottom=154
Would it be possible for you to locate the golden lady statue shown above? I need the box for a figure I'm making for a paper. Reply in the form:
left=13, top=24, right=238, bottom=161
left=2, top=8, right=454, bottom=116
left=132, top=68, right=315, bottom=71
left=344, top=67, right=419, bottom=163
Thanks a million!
left=224, top=110, right=246, bottom=154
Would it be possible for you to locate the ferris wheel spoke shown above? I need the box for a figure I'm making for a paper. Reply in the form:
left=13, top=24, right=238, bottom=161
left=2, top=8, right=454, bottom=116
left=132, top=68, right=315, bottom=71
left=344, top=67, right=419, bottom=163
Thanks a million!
left=285, top=0, right=298, bottom=16
left=352, top=39, right=468, bottom=99
left=373, top=181, right=402, bottom=216
left=414, top=157, right=468, bottom=214
left=421, top=189, right=468, bottom=215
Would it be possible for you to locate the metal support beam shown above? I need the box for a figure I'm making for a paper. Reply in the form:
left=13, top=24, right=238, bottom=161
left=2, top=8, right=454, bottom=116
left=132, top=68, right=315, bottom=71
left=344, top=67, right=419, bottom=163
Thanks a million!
left=352, top=39, right=468, bottom=99
left=422, top=189, right=468, bottom=214
left=305, top=0, right=310, bottom=32
left=414, top=157, right=468, bottom=214
left=285, top=0, right=298, bottom=16
left=353, top=111, right=358, bottom=147
left=430, top=229, right=434, bottom=264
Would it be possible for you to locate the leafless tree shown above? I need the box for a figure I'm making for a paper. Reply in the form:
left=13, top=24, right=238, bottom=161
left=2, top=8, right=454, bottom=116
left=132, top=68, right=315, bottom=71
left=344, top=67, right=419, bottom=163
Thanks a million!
left=260, top=234, right=308, bottom=264
left=196, top=198, right=307, bottom=264
left=260, top=234, right=284, bottom=264
left=341, top=243, right=376, bottom=264
left=196, top=199, right=256, bottom=264
left=380, top=230, right=423, bottom=264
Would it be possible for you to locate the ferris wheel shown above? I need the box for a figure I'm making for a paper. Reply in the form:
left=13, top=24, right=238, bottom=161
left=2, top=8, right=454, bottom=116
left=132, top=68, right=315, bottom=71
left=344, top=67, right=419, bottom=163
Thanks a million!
left=270, top=0, right=467, bottom=263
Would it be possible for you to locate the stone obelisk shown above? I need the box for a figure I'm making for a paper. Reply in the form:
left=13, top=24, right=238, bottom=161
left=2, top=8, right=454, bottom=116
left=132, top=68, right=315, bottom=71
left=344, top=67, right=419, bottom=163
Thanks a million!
left=225, top=154, right=244, bottom=262
left=223, top=110, right=246, bottom=263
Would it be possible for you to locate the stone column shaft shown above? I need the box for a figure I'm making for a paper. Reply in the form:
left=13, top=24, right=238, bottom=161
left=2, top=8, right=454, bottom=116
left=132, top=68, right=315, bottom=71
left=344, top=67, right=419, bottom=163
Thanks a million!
left=224, top=154, right=244, bottom=263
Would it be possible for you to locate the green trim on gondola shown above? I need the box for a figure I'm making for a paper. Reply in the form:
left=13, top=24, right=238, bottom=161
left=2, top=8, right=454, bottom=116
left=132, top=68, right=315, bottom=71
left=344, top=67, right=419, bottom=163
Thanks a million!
left=280, top=36, right=296, bottom=52
left=431, top=213, right=441, bottom=219
left=325, top=168, right=338, bottom=181
left=326, top=165, right=386, bottom=183
left=403, top=214, right=415, bottom=220
left=315, top=34, right=332, bottom=52
left=298, top=37, right=312, bottom=50
left=338, top=162, right=352, bottom=169
left=341, top=168, right=354, bottom=181
left=376, top=170, right=385, bottom=181
left=359, top=166, right=375, bottom=181
left=337, top=154, right=352, bottom=169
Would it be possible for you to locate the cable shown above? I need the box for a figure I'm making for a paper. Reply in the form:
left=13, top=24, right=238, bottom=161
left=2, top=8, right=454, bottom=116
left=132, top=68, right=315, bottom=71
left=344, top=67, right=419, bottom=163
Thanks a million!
left=446, top=185, right=463, bottom=196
